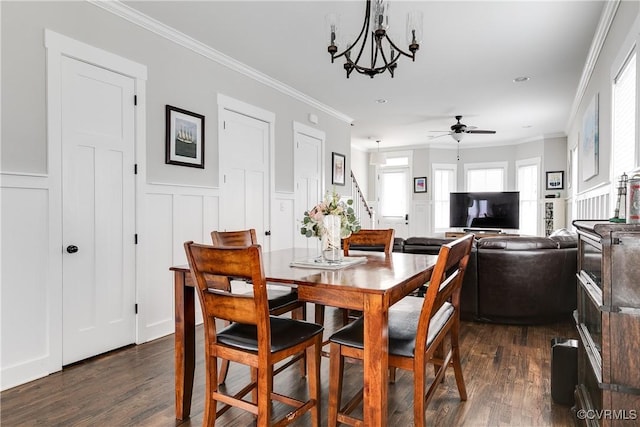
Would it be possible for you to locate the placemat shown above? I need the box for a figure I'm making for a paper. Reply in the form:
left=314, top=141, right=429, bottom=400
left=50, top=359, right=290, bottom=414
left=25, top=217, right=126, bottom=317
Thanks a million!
left=290, top=256, right=367, bottom=270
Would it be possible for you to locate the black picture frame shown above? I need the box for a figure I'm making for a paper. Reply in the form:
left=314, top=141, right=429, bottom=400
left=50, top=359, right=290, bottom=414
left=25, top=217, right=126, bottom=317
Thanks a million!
left=546, top=171, right=564, bottom=190
left=414, top=177, right=427, bottom=193
left=165, top=105, right=205, bottom=168
left=332, top=152, right=346, bottom=186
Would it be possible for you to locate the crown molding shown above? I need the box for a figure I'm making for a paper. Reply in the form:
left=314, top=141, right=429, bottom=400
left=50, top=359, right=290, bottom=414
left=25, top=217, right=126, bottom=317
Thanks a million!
left=87, top=0, right=353, bottom=124
left=566, top=0, right=621, bottom=131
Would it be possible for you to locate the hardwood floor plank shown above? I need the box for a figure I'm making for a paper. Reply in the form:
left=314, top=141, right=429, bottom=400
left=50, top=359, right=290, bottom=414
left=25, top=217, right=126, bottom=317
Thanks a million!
left=1, top=307, right=577, bottom=426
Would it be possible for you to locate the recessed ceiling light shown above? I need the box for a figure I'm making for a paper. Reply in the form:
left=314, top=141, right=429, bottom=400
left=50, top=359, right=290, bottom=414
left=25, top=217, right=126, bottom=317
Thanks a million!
left=513, top=76, right=531, bottom=83
left=375, top=98, right=388, bottom=104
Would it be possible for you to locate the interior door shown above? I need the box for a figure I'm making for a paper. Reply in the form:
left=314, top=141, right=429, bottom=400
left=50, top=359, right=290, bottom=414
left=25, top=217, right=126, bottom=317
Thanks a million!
left=294, top=130, right=322, bottom=250
left=219, top=109, right=270, bottom=250
left=377, top=167, right=410, bottom=238
left=61, top=57, right=136, bottom=365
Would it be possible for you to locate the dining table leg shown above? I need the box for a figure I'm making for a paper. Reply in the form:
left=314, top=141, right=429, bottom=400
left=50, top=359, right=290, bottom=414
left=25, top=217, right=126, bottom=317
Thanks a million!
left=174, top=270, right=196, bottom=420
left=363, top=294, right=389, bottom=426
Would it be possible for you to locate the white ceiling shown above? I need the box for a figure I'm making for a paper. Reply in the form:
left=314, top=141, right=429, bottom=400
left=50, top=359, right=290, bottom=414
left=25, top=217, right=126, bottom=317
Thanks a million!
left=126, top=0, right=605, bottom=151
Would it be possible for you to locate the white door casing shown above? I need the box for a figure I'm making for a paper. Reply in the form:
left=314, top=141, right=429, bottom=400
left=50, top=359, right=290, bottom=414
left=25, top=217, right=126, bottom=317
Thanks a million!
left=61, top=56, right=136, bottom=364
left=218, top=97, right=273, bottom=251
left=294, top=122, right=324, bottom=250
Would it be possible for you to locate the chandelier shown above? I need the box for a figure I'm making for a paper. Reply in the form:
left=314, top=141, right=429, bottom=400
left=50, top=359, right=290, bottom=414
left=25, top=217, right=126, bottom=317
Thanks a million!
left=327, top=0, right=423, bottom=78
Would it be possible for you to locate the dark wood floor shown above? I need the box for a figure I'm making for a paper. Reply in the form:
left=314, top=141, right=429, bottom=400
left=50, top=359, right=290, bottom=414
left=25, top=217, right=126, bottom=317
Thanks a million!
left=1, top=306, right=577, bottom=426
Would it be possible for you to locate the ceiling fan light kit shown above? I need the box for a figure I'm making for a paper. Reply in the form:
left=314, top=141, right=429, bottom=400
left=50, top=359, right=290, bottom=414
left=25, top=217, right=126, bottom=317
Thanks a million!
left=327, top=0, right=423, bottom=78
left=430, top=115, right=497, bottom=143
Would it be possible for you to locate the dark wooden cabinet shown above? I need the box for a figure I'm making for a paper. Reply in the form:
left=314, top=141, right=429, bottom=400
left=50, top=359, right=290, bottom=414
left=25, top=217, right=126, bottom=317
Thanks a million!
left=572, top=220, right=640, bottom=426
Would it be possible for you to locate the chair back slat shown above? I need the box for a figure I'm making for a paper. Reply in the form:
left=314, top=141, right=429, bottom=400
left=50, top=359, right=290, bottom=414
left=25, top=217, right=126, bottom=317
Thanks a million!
left=416, top=234, right=473, bottom=352
left=211, top=229, right=257, bottom=246
left=202, top=290, right=259, bottom=324
left=184, top=242, right=270, bottom=327
left=343, top=229, right=395, bottom=255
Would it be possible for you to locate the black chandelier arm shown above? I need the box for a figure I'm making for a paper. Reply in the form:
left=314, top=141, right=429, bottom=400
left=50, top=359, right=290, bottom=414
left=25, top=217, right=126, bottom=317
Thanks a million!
left=331, top=14, right=371, bottom=64
left=327, top=0, right=420, bottom=78
left=384, top=35, right=418, bottom=60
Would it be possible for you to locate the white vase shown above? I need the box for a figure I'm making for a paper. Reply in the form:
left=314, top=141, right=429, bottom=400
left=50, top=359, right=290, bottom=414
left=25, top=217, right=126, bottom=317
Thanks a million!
left=321, top=214, right=342, bottom=262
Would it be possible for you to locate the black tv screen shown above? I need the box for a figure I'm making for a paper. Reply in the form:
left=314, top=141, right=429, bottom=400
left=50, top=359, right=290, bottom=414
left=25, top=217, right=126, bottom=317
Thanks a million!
left=449, top=191, right=520, bottom=230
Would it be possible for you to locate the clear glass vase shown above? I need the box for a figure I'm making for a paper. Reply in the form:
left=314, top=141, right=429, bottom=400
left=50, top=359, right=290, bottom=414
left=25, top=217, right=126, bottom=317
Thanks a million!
left=321, top=214, right=342, bottom=263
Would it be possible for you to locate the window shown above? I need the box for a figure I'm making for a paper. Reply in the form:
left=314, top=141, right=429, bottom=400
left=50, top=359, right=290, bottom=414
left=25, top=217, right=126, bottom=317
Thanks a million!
left=516, top=158, right=540, bottom=236
left=379, top=169, right=407, bottom=217
left=612, top=51, right=636, bottom=185
left=464, top=162, right=507, bottom=191
left=432, top=163, right=457, bottom=230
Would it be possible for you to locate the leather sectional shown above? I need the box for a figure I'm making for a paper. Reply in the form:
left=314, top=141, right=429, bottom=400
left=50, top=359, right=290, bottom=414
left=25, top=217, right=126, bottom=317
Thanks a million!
left=393, top=231, right=578, bottom=324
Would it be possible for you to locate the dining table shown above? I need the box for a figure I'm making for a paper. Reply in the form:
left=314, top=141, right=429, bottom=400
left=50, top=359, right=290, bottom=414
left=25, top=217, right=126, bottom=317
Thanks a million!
left=170, top=247, right=438, bottom=426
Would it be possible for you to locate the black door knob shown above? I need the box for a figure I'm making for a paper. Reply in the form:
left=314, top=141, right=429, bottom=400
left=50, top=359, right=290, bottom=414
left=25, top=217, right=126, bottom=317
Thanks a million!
left=66, top=245, right=78, bottom=254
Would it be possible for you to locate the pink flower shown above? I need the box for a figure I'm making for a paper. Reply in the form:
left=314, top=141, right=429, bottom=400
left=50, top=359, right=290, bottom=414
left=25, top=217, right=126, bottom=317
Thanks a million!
left=310, top=207, right=324, bottom=221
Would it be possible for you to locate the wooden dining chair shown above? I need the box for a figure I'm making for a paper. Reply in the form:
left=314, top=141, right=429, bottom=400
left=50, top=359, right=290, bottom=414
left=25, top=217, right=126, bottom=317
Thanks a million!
left=339, top=228, right=395, bottom=324
left=342, top=228, right=395, bottom=256
left=210, top=229, right=307, bottom=385
left=327, top=233, right=474, bottom=427
left=184, top=242, right=323, bottom=427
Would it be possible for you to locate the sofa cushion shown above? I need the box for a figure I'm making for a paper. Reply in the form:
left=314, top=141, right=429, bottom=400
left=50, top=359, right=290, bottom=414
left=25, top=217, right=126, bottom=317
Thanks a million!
left=477, top=236, right=557, bottom=250
left=404, top=237, right=454, bottom=247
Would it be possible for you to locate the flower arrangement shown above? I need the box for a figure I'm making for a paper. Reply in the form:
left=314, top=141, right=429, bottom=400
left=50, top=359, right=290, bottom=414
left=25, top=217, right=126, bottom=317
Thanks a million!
left=301, top=190, right=361, bottom=239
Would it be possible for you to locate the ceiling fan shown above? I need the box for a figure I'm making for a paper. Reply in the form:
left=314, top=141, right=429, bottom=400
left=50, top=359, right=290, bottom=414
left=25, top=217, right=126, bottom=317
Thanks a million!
left=429, top=115, right=496, bottom=142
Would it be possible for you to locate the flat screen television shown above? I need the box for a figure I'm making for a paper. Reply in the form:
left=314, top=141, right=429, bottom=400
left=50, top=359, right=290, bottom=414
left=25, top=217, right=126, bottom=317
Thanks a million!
left=449, top=191, right=520, bottom=230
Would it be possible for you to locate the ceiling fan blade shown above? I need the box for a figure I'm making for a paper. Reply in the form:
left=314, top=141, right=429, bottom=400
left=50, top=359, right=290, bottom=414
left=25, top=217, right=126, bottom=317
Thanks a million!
left=428, top=130, right=451, bottom=133
left=466, top=129, right=496, bottom=134
left=428, top=133, right=451, bottom=140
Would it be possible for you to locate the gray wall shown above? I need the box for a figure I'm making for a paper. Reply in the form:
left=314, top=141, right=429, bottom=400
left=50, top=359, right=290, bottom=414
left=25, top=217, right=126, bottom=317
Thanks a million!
left=1, top=1, right=352, bottom=191
left=566, top=0, right=639, bottom=192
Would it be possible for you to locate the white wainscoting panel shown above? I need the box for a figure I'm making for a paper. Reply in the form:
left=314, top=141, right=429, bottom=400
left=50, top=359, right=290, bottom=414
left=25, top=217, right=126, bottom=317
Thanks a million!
left=139, top=193, right=174, bottom=342
left=1, top=178, right=51, bottom=390
left=575, top=183, right=611, bottom=220
left=411, top=201, right=430, bottom=237
left=140, top=184, right=219, bottom=342
left=271, top=192, right=295, bottom=251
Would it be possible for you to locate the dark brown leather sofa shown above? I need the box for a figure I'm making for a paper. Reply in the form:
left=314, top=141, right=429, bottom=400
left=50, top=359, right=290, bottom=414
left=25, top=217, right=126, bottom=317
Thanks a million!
left=400, top=232, right=578, bottom=324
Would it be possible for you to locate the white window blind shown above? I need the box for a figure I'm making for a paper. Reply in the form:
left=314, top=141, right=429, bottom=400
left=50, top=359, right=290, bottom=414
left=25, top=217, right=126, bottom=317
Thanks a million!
left=612, top=52, right=636, bottom=181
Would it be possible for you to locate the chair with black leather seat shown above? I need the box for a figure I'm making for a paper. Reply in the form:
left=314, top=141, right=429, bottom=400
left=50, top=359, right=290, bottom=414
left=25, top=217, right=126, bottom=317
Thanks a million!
left=327, top=233, right=473, bottom=427
left=211, top=229, right=307, bottom=385
left=184, top=242, right=323, bottom=427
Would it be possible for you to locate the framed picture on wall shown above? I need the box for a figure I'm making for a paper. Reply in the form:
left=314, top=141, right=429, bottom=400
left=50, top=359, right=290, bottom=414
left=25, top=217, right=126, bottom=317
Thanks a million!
left=414, top=177, right=427, bottom=193
left=546, top=171, right=564, bottom=190
left=166, top=105, right=205, bottom=168
left=332, top=152, right=346, bottom=185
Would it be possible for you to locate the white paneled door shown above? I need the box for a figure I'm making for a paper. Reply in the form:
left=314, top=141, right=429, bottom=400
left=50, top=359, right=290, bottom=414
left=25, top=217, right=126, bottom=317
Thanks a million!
left=61, top=57, right=136, bottom=365
left=294, top=128, right=322, bottom=250
left=219, top=108, right=270, bottom=250
left=378, top=167, right=410, bottom=238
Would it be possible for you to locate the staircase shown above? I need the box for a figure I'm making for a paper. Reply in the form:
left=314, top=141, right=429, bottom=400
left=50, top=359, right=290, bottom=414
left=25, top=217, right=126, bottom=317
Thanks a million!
left=350, top=171, right=375, bottom=228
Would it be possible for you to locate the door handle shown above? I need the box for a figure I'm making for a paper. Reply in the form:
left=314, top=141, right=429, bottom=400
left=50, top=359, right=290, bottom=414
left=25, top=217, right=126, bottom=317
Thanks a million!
left=66, top=245, right=79, bottom=254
